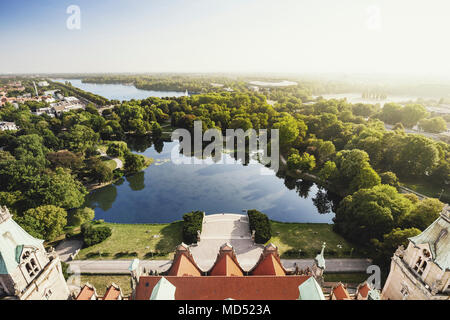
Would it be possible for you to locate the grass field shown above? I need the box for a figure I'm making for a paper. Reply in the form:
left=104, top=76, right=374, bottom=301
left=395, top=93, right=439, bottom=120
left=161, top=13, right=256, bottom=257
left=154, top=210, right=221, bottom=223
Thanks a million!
left=324, top=272, right=368, bottom=284
left=77, top=221, right=183, bottom=260
left=268, top=221, right=365, bottom=259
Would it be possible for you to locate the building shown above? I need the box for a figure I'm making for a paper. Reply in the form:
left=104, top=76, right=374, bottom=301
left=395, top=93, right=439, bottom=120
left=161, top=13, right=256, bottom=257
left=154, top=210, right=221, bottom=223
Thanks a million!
left=0, top=121, right=18, bottom=131
left=382, top=205, right=450, bottom=300
left=75, top=282, right=124, bottom=300
left=0, top=206, right=70, bottom=300
left=37, top=81, right=49, bottom=87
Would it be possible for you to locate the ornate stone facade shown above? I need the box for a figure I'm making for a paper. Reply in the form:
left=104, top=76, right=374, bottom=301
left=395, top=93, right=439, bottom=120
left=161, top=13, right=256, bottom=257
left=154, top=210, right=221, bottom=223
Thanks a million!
left=382, top=205, right=450, bottom=300
left=0, top=206, right=70, bottom=300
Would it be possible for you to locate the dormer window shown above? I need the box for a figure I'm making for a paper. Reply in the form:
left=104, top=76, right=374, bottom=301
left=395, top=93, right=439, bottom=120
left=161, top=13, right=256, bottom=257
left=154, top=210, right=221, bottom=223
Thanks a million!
left=414, top=253, right=428, bottom=276
left=20, top=249, right=41, bottom=280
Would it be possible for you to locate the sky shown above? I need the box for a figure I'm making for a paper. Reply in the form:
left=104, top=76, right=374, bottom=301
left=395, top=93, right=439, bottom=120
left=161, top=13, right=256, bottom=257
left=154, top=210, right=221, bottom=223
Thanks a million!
left=1, top=0, right=450, bottom=76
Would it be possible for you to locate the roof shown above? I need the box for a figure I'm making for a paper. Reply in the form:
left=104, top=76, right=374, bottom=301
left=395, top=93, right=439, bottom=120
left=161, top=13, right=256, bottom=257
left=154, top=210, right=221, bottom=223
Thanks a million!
left=0, top=211, right=44, bottom=274
left=331, top=283, right=351, bottom=300
left=409, top=206, right=450, bottom=270
left=356, top=282, right=370, bottom=299
left=103, top=283, right=122, bottom=300
left=168, top=252, right=202, bottom=276
left=298, top=277, right=326, bottom=300
left=150, top=277, right=176, bottom=300
left=209, top=254, right=244, bottom=276
left=76, top=284, right=97, bottom=300
left=251, top=253, right=286, bottom=276
left=367, top=289, right=381, bottom=300
left=135, top=275, right=311, bottom=300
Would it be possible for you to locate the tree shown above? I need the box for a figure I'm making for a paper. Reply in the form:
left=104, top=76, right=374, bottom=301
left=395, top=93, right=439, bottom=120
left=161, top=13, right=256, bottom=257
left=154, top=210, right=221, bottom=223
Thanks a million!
left=402, top=198, right=444, bottom=230
left=400, top=104, right=429, bottom=128
left=63, top=124, right=99, bottom=153
left=380, top=171, right=399, bottom=187
left=106, top=141, right=128, bottom=158
left=419, top=117, right=447, bottom=133
left=17, top=205, right=67, bottom=241
left=318, top=161, right=337, bottom=181
left=333, top=185, right=413, bottom=244
left=87, top=157, right=114, bottom=183
left=124, top=152, right=146, bottom=173
left=68, top=207, right=95, bottom=226
left=397, top=135, right=439, bottom=177
left=273, top=116, right=299, bottom=148
left=287, top=153, right=316, bottom=172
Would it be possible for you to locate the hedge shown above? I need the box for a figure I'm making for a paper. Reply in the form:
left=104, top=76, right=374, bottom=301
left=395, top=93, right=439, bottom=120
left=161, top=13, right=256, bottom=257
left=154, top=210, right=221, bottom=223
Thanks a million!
left=247, top=209, right=272, bottom=244
left=81, top=223, right=112, bottom=247
left=182, top=211, right=204, bottom=244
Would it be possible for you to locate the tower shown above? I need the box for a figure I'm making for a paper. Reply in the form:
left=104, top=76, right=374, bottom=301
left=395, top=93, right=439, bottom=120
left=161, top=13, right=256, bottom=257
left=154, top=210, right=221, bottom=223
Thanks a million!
left=382, top=205, right=450, bottom=300
left=0, top=206, right=70, bottom=300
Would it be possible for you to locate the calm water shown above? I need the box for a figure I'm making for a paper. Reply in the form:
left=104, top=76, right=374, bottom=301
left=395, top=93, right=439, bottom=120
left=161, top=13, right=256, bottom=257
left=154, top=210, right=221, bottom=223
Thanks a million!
left=85, top=141, right=337, bottom=224
left=52, top=79, right=187, bottom=101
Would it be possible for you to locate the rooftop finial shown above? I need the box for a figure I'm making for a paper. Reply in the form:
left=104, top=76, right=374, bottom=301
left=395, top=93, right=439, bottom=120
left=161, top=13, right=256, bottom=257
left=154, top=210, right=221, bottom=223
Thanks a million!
left=0, top=205, right=12, bottom=223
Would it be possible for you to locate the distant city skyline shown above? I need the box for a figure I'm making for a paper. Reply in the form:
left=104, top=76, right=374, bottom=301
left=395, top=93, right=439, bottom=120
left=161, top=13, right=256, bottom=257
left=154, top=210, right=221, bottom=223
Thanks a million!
left=1, top=0, right=450, bottom=77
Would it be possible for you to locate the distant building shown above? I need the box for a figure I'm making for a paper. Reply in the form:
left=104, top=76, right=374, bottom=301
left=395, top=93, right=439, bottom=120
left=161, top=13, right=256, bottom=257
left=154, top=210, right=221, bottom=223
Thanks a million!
left=382, top=205, right=450, bottom=300
left=0, top=206, right=70, bottom=300
left=0, top=121, right=18, bottom=131
left=37, top=81, right=49, bottom=87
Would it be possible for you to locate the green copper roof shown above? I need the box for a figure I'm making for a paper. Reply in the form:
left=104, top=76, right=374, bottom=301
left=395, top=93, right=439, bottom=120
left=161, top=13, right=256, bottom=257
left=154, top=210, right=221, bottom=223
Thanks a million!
left=0, top=217, right=43, bottom=274
left=150, top=277, right=176, bottom=300
left=298, top=277, right=325, bottom=300
left=408, top=211, right=450, bottom=271
left=367, top=289, right=381, bottom=300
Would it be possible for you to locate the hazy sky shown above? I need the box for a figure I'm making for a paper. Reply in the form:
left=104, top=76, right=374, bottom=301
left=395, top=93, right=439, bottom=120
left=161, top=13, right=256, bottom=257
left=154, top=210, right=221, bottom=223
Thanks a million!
left=1, top=0, right=450, bottom=76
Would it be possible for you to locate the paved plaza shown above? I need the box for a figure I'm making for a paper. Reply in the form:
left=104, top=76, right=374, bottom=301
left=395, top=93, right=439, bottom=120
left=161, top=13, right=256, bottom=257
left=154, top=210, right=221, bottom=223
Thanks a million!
left=189, top=213, right=264, bottom=271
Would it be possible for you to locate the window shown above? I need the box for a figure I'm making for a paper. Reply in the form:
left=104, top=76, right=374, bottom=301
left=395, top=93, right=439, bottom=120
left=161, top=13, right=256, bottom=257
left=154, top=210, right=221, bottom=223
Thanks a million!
left=21, top=249, right=40, bottom=279
left=414, top=254, right=428, bottom=276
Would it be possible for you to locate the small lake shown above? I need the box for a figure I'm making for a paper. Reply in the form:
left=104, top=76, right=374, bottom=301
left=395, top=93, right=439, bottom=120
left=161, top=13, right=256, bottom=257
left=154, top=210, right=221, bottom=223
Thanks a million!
left=52, top=79, right=187, bottom=101
left=85, top=141, right=338, bottom=224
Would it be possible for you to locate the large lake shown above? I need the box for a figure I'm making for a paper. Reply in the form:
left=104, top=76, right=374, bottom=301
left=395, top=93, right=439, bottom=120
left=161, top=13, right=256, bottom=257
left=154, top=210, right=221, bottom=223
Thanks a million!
left=52, top=79, right=187, bottom=101
left=85, top=141, right=337, bottom=224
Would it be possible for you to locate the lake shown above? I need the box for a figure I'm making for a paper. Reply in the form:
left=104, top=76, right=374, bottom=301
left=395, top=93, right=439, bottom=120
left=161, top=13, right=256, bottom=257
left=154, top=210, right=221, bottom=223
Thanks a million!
left=52, top=79, right=187, bottom=101
left=85, top=140, right=338, bottom=224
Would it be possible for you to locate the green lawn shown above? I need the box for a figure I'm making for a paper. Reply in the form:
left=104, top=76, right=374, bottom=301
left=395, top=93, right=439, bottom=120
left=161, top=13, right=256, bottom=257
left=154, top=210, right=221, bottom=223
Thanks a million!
left=268, top=221, right=365, bottom=259
left=400, top=179, right=449, bottom=202
left=100, top=157, right=117, bottom=170
left=77, top=221, right=183, bottom=260
left=77, top=275, right=132, bottom=297
left=324, top=272, right=368, bottom=284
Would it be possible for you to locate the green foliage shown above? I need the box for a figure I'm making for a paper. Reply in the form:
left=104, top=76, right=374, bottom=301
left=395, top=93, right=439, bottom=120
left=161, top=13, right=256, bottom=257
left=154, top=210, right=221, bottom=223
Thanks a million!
left=68, top=207, right=95, bottom=226
left=334, top=185, right=413, bottom=244
left=287, top=152, right=316, bottom=172
left=106, top=141, right=128, bottom=158
left=124, top=152, right=146, bottom=173
left=182, top=211, right=204, bottom=244
left=247, top=209, right=272, bottom=244
left=419, top=117, right=447, bottom=133
left=81, top=223, right=112, bottom=247
left=402, top=198, right=444, bottom=230
left=380, top=171, right=399, bottom=187
left=16, top=205, right=67, bottom=241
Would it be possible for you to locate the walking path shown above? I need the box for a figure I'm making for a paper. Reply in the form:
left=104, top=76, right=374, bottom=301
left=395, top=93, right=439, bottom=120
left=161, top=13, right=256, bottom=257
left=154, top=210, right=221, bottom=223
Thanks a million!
left=55, top=239, right=83, bottom=262
left=98, top=149, right=123, bottom=169
left=189, top=213, right=264, bottom=271
left=67, top=258, right=372, bottom=274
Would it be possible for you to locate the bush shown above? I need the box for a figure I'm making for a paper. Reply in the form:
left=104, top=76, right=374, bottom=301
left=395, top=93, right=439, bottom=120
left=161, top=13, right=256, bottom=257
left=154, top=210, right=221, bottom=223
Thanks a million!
left=247, top=209, right=272, bottom=244
left=68, top=207, right=95, bottom=226
left=81, top=224, right=112, bottom=247
left=182, top=211, right=204, bottom=244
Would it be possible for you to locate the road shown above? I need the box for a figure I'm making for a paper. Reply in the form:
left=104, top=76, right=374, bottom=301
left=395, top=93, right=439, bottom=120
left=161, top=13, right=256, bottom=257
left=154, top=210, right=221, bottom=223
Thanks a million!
left=67, top=258, right=372, bottom=274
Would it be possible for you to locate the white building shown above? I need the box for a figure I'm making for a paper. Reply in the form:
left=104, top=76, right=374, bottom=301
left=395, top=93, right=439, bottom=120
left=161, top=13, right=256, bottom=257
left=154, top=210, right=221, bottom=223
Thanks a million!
left=382, top=205, right=450, bottom=300
left=0, top=206, right=70, bottom=300
left=0, top=121, right=18, bottom=131
left=37, top=81, right=49, bottom=87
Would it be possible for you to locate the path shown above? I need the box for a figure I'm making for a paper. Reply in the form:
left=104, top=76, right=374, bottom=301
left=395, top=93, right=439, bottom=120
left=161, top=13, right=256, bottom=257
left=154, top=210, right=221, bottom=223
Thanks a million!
left=189, top=213, right=264, bottom=271
left=98, top=149, right=123, bottom=169
left=67, top=258, right=372, bottom=274
left=55, top=239, right=83, bottom=262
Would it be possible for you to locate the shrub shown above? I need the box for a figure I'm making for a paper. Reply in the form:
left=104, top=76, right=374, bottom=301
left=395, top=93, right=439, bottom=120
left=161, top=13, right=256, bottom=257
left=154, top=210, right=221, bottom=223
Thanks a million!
left=247, top=209, right=272, bottom=244
left=182, top=211, right=204, bottom=244
left=68, top=207, right=95, bottom=226
left=81, top=224, right=112, bottom=247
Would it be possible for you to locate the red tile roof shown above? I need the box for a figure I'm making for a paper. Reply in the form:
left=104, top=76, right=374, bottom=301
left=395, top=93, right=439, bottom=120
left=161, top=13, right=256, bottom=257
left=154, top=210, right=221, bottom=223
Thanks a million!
left=208, top=244, right=244, bottom=276
left=103, top=283, right=122, bottom=300
left=250, top=244, right=286, bottom=276
left=168, top=252, right=203, bottom=276
left=356, top=282, right=370, bottom=299
left=134, top=275, right=311, bottom=300
left=331, top=283, right=351, bottom=300
left=76, top=284, right=97, bottom=300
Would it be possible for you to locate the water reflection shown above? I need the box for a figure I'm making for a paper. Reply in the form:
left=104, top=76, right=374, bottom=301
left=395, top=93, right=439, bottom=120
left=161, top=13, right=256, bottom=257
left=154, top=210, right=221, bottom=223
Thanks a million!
left=85, top=139, right=341, bottom=223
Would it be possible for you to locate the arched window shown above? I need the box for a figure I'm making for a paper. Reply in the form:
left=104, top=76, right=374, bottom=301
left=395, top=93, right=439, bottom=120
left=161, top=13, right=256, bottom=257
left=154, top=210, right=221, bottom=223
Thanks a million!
left=414, top=252, right=428, bottom=276
left=21, top=249, right=40, bottom=279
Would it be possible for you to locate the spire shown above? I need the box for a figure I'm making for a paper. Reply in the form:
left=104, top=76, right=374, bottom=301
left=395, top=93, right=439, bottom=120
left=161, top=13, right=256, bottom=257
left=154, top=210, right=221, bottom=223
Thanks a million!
left=314, top=242, right=326, bottom=270
left=150, top=277, right=176, bottom=300
left=0, top=206, right=12, bottom=224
